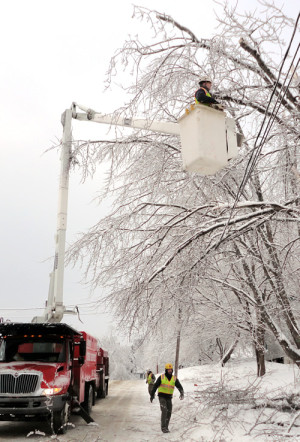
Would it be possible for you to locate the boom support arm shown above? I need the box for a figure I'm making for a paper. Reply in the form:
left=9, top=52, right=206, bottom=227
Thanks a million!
left=74, top=103, right=180, bottom=135
left=32, top=109, right=74, bottom=323
left=33, top=103, right=179, bottom=324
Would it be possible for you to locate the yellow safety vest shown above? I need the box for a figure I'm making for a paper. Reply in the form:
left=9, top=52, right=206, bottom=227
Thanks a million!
left=147, top=373, right=154, bottom=384
left=195, top=87, right=212, bottom=105
left=158, top=374, right=176, bottom=395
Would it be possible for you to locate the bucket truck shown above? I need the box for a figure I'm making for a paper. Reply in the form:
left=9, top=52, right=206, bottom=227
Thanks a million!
left=0, top=107, right=109, bottom=434
left=0, top=101, right=241, bottom=434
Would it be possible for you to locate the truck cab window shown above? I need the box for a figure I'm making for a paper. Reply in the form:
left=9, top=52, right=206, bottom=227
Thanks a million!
left=0, top=340, right=6, bottom=361
left=0, top=339, right=67, bottom=363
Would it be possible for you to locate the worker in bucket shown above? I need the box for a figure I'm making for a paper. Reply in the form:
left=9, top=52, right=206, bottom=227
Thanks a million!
left=195, top=77, right=224, bottom=110
left=146, top=369, right=156, bottom=397
left=150, top=363, right=184, bottom=434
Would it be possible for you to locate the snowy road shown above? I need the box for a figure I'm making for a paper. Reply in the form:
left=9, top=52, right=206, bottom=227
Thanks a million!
left=1, top=362, right=299, bottom=441
left=0, top=380, right=173, bottom=441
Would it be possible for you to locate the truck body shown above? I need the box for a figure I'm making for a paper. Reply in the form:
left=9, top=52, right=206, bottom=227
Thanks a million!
left=0, top=322, right=109, bottom=433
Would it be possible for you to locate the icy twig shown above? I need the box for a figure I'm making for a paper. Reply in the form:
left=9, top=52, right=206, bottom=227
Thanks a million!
left=286, top=410, right=300, bottom=434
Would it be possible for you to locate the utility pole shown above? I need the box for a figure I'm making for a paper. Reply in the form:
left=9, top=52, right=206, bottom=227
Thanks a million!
left=174, top=307, right=182, bottom=377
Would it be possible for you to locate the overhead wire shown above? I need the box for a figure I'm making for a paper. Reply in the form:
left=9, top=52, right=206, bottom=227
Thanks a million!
left=0, top=299, right=105, bottom=316
left=0, top=307, right=45, bottom=311
left=238, top=13, right=300, bottom=196
left=0, top=298, right=103, bottom=311
left=217, top=13, right=300, bottom=246
left=239, top=45, right=300, bottom=197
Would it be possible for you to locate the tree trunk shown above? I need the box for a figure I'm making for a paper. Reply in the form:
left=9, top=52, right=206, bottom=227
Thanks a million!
left=174, top=328, right=181, bottom=377
left=254, top=313, right=266, bottom=377
left=220, top=333, right=240, bottom=367
left=216, top=337, right=224, bottom=360
left=255, top=347, right=266, bottom=377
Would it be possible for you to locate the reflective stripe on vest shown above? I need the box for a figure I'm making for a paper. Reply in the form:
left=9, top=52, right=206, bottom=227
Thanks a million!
left=147, top=373, right=154, bottom=384
left=195, top=87, right=212, bottom=104
left=158, top=374, right=176, bottom=395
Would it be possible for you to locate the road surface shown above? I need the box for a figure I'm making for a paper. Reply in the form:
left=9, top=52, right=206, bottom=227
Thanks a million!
left=0, top=380, right=174, bottom=441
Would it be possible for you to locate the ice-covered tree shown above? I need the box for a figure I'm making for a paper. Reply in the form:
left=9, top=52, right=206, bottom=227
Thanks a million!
left=68, top=2, right=300, bottom=373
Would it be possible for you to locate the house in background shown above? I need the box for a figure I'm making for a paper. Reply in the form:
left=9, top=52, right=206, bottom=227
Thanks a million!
left=264, top=332, right=293, bottom=364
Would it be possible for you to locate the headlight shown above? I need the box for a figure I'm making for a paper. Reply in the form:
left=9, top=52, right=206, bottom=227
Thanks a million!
left=42, top=387, right=62, bottom=395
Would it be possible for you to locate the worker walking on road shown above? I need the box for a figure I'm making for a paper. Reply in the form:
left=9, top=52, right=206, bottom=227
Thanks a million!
left=195, top=77, right=224, bottom=110
left=150, top=363, right=184, bottom=434
left=146, top=369, right=156, bottom=397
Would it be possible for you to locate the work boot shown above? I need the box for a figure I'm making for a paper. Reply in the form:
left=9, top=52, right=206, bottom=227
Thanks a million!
left=162, top=429, right=170, bottom=433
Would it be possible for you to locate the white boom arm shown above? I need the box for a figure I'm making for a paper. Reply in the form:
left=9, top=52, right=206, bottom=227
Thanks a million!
left=32, top=109, right=74, bottom=323
left=74, top=103, right=180, bottom=135
left=33, top=102, right=240, bottom=323
left=32, top=103, right=181, bottom=323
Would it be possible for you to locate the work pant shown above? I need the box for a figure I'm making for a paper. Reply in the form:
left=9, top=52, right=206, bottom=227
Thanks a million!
left=159, top=396, right=172, bottom=431
left=148, top=383, right=154, bottom=396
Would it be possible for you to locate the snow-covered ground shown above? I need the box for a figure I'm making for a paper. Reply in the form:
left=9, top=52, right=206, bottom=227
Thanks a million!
left=1, top=358, right=300, bottom=441
left=175, top=359, right=300, bottom=441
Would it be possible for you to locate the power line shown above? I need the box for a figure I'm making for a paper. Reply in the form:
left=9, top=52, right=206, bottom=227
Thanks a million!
left=240, top=47, right=300, bottom=197
left=0, top=300, right=103, bottom=312
left=236, top=13, right=300, bottom=202
left=0, top=307, right=44, bottom=311
left=217, top=13, right=300, bottom=246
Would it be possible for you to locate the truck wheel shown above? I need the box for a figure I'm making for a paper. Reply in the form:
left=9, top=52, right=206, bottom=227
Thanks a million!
left=52, top=401, right=70, bottom=434
left=97, top=383, right=106, bottom=398
left=83, top=384, right=93, bottom=414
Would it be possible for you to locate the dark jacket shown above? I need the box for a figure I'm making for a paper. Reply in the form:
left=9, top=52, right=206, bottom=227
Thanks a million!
left=195, top=86, right=219, bottom=104
left=151, top=371, right=184, bottom=399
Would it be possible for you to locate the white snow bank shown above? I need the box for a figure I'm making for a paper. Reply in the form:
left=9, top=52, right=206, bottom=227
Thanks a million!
left=169, top=358, right=300, bottom=441
left=178, top=358, right=300, bottom=396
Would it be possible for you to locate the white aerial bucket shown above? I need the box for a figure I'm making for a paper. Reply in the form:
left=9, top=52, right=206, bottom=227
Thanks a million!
left=74, top=102, right=240, bottom=177
left=178, top=104, right=238, bottom=175
left=225, top=117, right=238, bottom=161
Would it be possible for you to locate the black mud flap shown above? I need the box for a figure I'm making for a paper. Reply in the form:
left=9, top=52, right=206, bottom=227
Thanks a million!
left=73, top=400, right=94, bottom=424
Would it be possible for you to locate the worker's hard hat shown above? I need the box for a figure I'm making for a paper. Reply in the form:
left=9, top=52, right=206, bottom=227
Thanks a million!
left=199, top=77, right=212, bottom=84
left=165, top=363, right=173, bottom=370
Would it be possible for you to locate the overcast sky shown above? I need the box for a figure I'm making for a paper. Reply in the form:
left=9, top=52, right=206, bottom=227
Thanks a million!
left=0, top=0, right=298, bottom=339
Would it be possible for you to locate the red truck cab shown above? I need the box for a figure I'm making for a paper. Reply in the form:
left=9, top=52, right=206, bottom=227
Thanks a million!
left=0, top=322, right=109, bottom=434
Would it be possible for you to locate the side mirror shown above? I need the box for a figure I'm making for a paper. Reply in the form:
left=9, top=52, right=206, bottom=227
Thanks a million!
left=78, top=355, right=85, bottom=365
left=79, top=341, right=86, bottom=357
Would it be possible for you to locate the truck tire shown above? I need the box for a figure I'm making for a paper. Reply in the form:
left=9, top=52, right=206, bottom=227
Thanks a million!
left=97, top=379, right=108, bottom=399
left=97, top=382, right=106, bottom=398
left=83, top=384, right=94, bottom=414
left=52, top=401, right=70, bottom=434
